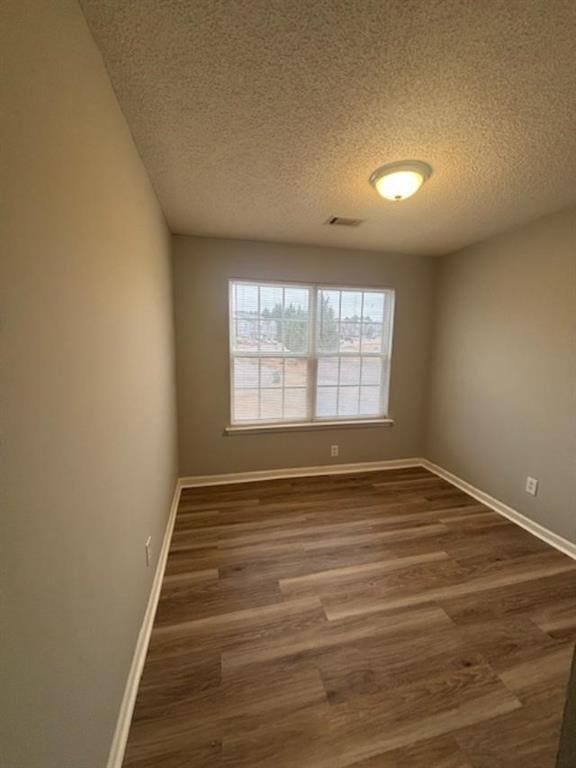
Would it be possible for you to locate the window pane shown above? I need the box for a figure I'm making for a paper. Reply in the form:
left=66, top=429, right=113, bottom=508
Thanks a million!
left=234, top=358, right=259, bottom=388
left=260, top=320, right=283, bottom=351
left=317, top=290, right=340, bottom=352
left=316, top=386, right=337, bottom=418
left=285, top=358, right=307, bottom=386
left=319, top=290, right=341, bottom=319
left=341, top=291, right=363, bottom=321
left=260, top=358, right=283, bottom=387
left=284, top=288, right=309, bottom=317
left=339, top=322, right=362, bottom=352
left=339, top=357, right=361, bottom=385
left=361, top=322, right=383, bottom=353
left=283, top=321, right=308, bottom=354
left=259, top=285, right=284, bottom=317
left=318, top=357, right=339, bottom=385
left=235, top=283, right=258, bottom=315
left=338, top=386, right=360, bottom=417
left=363, top=292, right=384, bottom=322
left=317, top=323, right=339, bottom=353
left=318, top=325, right=339, bottom=353
left=361, top=357, right=382, bottom=385
left=285, top=388, right=307, bottom=419
left=261, top=389, right=282, bottom=420
left=360, top=386, right=381, bottom=416
left=234, top=318, right=259, bottom=351
left=234, top=389, right=259, bottom=421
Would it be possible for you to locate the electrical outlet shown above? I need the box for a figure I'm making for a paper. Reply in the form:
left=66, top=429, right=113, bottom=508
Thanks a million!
left=145, top=536, right=152, bottom=567
left=525, top=476, right=538, bottom=496
left=331, top=445, right=339, bottom=457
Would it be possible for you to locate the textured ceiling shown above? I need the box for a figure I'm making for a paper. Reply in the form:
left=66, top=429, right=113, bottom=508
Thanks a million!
left=80, top=0, right=576, bottom=255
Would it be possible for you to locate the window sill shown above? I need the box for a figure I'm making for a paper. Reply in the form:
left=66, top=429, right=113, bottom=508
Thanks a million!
left=224, top=418, right=395, bottom=435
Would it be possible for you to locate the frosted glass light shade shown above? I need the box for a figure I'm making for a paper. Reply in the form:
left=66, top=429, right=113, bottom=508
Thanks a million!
left=370, top=161, right=432, bottom=202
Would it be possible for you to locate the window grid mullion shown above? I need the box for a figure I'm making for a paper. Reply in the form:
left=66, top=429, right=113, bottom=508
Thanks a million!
left=335, top=291, right=343, bottom=417
left=281, top=358, right=286, bottom=420
left=336, top=356, right=342, bottom=418
left=309, top=287, right=318, bottom=421
left=257, top=284, right=262, bottom=420
left=257, top=358, right=262, bottom=420
left=357, top=292, right=365, bottom=415
left=280, top=286, right=285, bottom=356
left=315, top=351, right=383, bottom=357
left=257, top=285, right=261, bottom=354
left=281, top=287, right=286, bottom=419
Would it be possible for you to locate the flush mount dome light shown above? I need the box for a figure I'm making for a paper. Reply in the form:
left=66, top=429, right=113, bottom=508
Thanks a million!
left=369, top=160, right=432, bottom=202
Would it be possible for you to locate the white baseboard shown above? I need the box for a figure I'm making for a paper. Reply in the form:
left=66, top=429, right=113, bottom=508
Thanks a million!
left=106, top=479, right=183, bottom=768
left=179, top=457, right=424, bottom=488
left=422, top=459, right=576, bottom=561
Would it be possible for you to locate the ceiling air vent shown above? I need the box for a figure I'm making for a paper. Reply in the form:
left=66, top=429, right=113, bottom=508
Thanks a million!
left=325, top=216, right=364, bottom=227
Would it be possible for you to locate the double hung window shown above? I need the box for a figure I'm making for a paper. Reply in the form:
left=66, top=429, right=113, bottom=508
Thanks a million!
left=229, top=280, right=395, bottom=426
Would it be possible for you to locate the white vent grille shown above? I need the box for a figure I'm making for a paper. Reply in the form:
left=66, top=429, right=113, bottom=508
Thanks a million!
left=325, top=216, right=364, bottom=227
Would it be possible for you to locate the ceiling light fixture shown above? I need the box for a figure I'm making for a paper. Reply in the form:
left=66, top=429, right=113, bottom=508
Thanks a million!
left=369, top=160, right=432, bottom=202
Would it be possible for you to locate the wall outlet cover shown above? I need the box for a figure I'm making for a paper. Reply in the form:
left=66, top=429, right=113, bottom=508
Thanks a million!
left=525, top=476, right=538, bottom=496
left=145, top=536, right=152, bottom=566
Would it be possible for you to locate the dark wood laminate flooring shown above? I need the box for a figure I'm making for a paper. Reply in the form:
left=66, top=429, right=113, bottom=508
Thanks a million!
left=123, top=467, right=576, bottom=768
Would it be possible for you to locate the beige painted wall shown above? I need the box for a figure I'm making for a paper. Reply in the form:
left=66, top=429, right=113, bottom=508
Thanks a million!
left=1, top=2, right=177, bottom=766
left=427, top=207, right=576, bottom=542
left=173, top=236, right=436, bottom=476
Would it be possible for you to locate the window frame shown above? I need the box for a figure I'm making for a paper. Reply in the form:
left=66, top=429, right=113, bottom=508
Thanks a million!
left=227, top=278, right=396, bottom=430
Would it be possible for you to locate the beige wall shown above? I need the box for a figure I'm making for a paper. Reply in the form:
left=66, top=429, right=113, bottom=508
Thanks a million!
left=1, top=2, right=177, bottom=767
left=173, top=236, right=436, bottom=476
left=426, top=207, right=576, bottom=542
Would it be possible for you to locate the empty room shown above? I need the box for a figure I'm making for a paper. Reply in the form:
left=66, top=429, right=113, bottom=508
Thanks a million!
left=3, top=1, right=576, bottom=767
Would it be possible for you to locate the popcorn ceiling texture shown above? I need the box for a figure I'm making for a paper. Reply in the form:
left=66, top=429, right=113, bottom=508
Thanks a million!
left=80, top=0, right=576, bottom=256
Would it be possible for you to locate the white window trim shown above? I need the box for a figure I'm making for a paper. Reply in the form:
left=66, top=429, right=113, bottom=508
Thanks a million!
left=228, top=279, right=396, bottom=430
left=224, top=418, right=395, bottom=435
